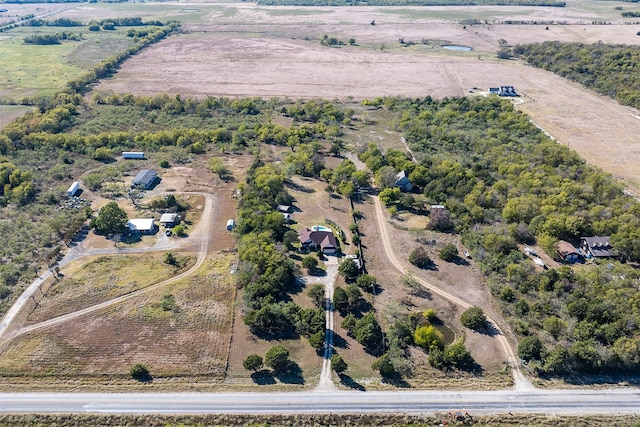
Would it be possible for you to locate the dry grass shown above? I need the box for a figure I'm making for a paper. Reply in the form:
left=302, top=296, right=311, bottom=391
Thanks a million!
left=0, top=253, right=234, bottom=379
left=23, top=253, right=195, bottom=324
left=1, top=412, right=639, bottom=427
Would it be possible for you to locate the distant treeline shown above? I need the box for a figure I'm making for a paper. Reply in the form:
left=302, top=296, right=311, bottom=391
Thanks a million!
left=514, top=42, right=640, bottom=110
left=258, top=0, right=565, bottom=6
left=24, top=16, right=162, bottom=27
left=621, top=11, right=640, bottom=17
left=23, top=32, right=81, bottom=44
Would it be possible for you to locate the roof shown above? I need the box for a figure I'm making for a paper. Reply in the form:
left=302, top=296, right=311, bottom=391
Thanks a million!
left=127, top=218, right=155, bottom=232
left=132, top=169, right=157, bottom=187
left=299, top=228, right=337, bottom=250
left=159, top=213, right=179, bottom=223
left=396, top=170, right=410, bottom=184
left=557, top=240, right=580, bottom=257
left=276, top=205, right=292, bottom=213
left=581, top=236, right=618, bottom=258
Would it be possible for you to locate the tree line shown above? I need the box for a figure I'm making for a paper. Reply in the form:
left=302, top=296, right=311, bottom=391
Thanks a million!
left=514, top=42, right=640, bottom=110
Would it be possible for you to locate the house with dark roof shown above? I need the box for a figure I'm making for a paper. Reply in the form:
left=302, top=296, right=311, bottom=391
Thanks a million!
left=395, top=170, right=413, bottom=192
left=299, top=228, right=338, bottom=254
left=581, top=236, right=618, bottom=258
left=132, top=169, right=158, bottom=189
left=557, top=240, right=583, bottom=263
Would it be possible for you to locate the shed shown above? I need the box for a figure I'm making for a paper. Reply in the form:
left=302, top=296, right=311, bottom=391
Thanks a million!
left=277, top=205, right=292, bottom=213
left=122, top=151, right=145, bottom=159
left=159, top=213, right=180, bottom=227
left=226, top=219, right=235, bottom=231
left=395, top=170, right=413, bottom=192
left=127, top=218, right=156, bottom=234
left=67, top=181, right=80, bottom=197
left=132, top=169, right=158, bottom=189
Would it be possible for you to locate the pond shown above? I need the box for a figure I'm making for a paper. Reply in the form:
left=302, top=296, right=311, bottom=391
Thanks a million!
left=443, top=45, right=472, bottom=51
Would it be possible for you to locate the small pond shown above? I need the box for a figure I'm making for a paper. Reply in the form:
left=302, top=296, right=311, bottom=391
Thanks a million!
left=443, top=45, right=472, bottom=51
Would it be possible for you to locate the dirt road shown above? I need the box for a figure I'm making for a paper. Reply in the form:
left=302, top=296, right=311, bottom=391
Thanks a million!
left=0, top=192, right=217, bottom=348
left=372, top=196, right=532, bottom=390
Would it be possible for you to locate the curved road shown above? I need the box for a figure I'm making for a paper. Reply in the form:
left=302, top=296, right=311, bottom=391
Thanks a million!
left=0, top=192, right=216, bottom=346
left=372, top=196, right=532, bottom=390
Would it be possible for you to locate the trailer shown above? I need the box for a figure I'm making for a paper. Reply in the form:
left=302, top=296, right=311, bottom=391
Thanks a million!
left=122, top=151, right=145, bottom=159
left=66, top=181, right=80, bottom=197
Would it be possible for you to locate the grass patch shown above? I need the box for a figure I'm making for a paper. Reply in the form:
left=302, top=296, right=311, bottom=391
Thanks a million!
left=27, top=253, right=196, bottom=324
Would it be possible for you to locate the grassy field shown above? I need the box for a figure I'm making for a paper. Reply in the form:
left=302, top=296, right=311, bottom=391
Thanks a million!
left=24, top=253, right=195, bottom=324
left=0, top=254, right=234, bottom=378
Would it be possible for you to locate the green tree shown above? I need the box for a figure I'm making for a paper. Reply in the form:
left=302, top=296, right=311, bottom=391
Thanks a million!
left=338, top=258, right=359, bottom=282
left=308, top=330, right=325, bottom=351
left=356, top=274, right=376, bottom=293
left=302, top=255, right=319, bottom=273
left=307, top=284, right=325, bottom=308
left=354, top=312, right=384, bottom=355
left=265, top=345, right=290, bottom=373
left=333, top=287, right=349, bottom=312
left=372, top=353, right=395, bottom=377
left=438, top=244, right=459, bottom=262
left=331, top=354, right=348, bottom=373
left=243, top=354, right=264, bottom=372
left=93, top=201, right=127, bottom=235
left=129, top=363, right=151, bottom=381
left=518, top=335, right=545, bottom=361
left=460, top=306, right=487, bottom=331
left=164, top=251, right=177, bottom=266
left=379, top=187, right=401, bottom=206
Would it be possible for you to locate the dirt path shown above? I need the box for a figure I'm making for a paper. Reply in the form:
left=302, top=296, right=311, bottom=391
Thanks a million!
left=372, top=196, right=533, bottom=391
left=0, top=192, right=216, bottom=347
left=304, top=256, right=339, bottom=392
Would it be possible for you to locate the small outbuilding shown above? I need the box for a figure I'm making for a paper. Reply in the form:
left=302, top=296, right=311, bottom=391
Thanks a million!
left=226, top=219, right=235, bottom=231
left=557, top=240, right=583, bottom=263
left=122, top=151, right=145, bottom=159
left=159, top=213, right=180, bottom=227
left=132, top=169, right=158, bottom=190
left=67, top=181, right=80, bottom=197
left=127, top=218, right=156, bottom=234
left=395, top=170, right=413, bottom=192
left=277, top=205, right=293, bottom=213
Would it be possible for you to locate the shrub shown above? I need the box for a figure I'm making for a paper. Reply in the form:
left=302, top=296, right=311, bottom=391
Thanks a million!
left=159, top=159, right=170, bottom=168
left=413, top=325, right=444, bottom=351
left=309, top=330, right=325, bottom=351
left=409, top=247, right=432, bottom=269
left=331, top=354, right=347, bottom=373
left=460, top=306, right=487, bottom=331
left=302, top=255, right=318, bottom=273
left=438, top=243, right=459, bottom=262
left=243, top=354, right=263, bottom=372
left=518, top=335, right=545, bottom=361
left=333, top=287, right=349, bottom=312
left=129, top=363, right=151, bottom=381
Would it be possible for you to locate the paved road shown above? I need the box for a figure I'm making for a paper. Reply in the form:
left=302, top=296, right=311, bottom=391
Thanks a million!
left=2, top=389, right=640, bottom=415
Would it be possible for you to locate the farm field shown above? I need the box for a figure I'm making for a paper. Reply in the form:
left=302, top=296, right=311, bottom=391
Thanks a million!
left=88, top=2, right=640, bottom=194
left=3, top=0, right=640, bottom=394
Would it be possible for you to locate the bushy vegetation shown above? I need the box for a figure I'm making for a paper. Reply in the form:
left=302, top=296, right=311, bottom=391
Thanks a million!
left=385, top=94, right=640, bottom=377
left=514, top=42, right=640, bottom=110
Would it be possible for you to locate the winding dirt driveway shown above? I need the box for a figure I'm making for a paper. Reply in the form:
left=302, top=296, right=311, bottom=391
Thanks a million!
left=0, top=192, right=217, bottom=347
left=372, top=196, right=532, bottom=391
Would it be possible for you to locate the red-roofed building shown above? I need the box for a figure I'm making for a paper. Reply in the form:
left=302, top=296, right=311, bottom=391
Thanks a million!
left=299, top=228, right=338, bottom=254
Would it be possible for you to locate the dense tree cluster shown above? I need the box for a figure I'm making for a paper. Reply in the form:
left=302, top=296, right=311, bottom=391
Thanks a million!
left=514, top=42, right=640, bottom=110
left=388, top=95, right=640, bottom=376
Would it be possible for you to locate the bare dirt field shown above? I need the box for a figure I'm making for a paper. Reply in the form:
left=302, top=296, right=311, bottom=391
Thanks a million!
left=92, top=3, right=640, bottom=195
